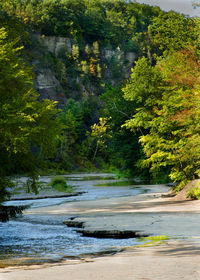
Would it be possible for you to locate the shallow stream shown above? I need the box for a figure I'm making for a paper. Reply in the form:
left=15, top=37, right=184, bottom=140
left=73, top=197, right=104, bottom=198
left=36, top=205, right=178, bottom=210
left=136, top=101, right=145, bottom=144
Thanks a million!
left=0, top=173, right=167, bottom=267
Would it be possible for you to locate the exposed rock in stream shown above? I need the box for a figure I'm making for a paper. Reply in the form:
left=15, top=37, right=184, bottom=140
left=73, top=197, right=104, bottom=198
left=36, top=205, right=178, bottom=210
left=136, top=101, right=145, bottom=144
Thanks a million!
left=64, top=220, right=85, bottom=228
left=76, top=229, right=148, bottom=239
left=9, top=191, right=86, bottom=201
left=64, top=217, right=148, bottom=239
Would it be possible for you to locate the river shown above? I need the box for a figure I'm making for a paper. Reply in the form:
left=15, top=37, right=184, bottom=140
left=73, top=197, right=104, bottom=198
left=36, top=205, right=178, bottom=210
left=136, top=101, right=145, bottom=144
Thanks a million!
left=0, top=173, right=169, bottom=267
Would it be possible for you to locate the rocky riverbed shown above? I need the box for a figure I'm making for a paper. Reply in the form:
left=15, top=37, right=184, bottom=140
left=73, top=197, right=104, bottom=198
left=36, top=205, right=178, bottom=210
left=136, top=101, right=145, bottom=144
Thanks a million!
left=1, top=173, right=164, bottom=267
left=2, top=173, right=200, bottom=279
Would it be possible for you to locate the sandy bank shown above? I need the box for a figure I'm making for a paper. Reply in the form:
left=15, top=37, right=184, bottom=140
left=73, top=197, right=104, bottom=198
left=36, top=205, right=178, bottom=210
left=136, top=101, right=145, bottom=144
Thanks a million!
left=1, top=240, right=200, bottom=280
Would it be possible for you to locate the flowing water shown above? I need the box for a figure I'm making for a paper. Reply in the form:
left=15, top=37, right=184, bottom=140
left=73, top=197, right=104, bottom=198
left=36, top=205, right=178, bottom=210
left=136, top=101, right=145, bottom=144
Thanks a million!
left=0, top=174, right=167, bottom=267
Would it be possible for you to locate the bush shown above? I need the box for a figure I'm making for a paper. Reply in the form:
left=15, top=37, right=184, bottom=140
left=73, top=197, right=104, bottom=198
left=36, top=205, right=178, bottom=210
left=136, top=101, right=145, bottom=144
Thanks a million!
left=49, top=176, right=72, bottom=192
left=187, top=187, right=200, bottom=200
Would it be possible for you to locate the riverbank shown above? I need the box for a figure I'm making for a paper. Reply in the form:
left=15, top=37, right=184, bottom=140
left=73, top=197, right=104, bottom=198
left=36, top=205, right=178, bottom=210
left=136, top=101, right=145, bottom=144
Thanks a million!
left=1, top=234, right=200, bottom=279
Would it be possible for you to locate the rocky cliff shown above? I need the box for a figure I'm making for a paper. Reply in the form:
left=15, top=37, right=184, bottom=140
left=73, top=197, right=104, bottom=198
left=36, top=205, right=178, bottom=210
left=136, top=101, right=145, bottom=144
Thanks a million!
left=31, top=34, right=136, bottom=105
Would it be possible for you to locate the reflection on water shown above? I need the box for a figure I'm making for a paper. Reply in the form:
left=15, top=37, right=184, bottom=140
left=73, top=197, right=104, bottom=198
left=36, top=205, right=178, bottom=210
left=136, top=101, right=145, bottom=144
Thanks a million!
left=0, top=174, right=163, bottom=267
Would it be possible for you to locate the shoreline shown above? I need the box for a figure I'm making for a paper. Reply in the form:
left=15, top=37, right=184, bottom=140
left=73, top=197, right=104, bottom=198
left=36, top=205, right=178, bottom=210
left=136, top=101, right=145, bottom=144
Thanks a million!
left=1, top=239, right=200, bottom=280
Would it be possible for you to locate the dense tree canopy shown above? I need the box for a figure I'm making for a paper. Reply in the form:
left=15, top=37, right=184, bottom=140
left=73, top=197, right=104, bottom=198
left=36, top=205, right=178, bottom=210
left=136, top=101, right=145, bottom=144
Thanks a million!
left=150, top=11, right=197, bottom=52
left=0, top=0, right=162, bottom=49
left=123, top=47, right=200, bottom=187
left=100, top=85, right=145, bottom=177
left=118, top=5, right=200, bottom=187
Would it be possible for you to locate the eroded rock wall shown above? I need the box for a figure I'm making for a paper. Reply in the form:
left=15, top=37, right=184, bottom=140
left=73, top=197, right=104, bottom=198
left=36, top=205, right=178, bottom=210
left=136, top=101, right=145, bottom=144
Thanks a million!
left=31, top=34, right=136, bottom=104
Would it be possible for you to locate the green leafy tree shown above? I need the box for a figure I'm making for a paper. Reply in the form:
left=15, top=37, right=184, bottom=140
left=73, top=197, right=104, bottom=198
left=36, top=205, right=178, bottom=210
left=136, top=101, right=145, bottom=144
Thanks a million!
left=123, top=48, right=200, bottom=187
left=0, top=27, right=63, bottom=221
left=57, top=97, right=100, bottom=169
left=1, top=0, right=162, bottom=49
left=90, top=117, right=111, bottom=161
left=149, top=11, right=197, bottom=54
left=72, top=44, right=79, bottom=60
left=100, top=85, right=146, bottom=177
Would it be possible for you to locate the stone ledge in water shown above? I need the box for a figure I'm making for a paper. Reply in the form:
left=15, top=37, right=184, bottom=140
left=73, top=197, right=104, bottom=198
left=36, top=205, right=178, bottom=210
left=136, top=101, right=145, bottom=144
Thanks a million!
left=64, top=220, right=85, bottom=228
left=76, top=229, right=148, bottom=239
left=9, top=191, right=86, bottom=201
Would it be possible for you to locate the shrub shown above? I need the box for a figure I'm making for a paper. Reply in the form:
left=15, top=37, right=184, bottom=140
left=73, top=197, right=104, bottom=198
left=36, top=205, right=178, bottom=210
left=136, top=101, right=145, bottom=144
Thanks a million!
left=187, top=187, right=200, bottom=200
left=49, top=176, right=72, bottom=192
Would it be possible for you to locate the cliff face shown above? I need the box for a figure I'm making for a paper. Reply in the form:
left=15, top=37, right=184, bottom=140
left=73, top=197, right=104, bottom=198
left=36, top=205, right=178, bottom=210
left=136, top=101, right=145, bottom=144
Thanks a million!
left=31, top=34, right=136, bottom=104
left=36, top=35, right=72, bottom=56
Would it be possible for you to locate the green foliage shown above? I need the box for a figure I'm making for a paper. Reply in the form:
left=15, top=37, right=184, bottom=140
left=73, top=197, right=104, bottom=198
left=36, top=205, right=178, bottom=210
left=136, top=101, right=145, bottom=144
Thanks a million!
left=72, top=44, right=79, bottom=60
left=23, top=176, right=41, bottom=195
left=89, top=117, right=112, bottom=161
left=49, top=176, right=66, bottom=186
left=0, top=205, right=30, bottom=222
left=100, top=84, right=149, bottom=177
left=105, top=52, right=124, bottom=80
left=0, top=28, right=63, bottom=165
left=150, top=12, right=197, bottom=53
left=123, top=46, right=200, bottom=186
left=94, top=180, right=140, bottom=187
left=2, top=0, right=200, bottom=195
left=55, top=60, right=67, bottom=83
left=187, top=187, right=200, bottom=200
left=81, top=60, right=89, bottom=74
left=56, top=97, right=100, bottom=170
left=48, top=176, right=72, bottom=192
left=0, top=177, right=15, bottom=204
left=0, top=27, right=63, bottom=220
left=150, top=169, right=170, bottom=184
left=1, top=0, right=162, bottom=49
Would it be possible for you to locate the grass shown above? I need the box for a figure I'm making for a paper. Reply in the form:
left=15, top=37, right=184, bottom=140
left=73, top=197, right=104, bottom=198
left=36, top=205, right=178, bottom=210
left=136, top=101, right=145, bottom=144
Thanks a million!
left=94, top=180, right=143, bottom=187
left=137, top=235, right=168, bottom=247
left=67, top=175, right=116, bottom=181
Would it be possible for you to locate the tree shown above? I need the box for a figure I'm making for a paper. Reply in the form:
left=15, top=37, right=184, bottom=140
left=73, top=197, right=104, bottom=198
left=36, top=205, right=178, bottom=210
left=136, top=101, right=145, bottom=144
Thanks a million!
left=149, top=11, right=197, bottom=54
left=89, top=117, right=111, bottom=161
left=123, top=48, right=200, bottom=187
left=100, top=85, right=146, bottom=177
left=0, top=27, right=63, bottom=221
left=56, top=97, right=100, bottom=170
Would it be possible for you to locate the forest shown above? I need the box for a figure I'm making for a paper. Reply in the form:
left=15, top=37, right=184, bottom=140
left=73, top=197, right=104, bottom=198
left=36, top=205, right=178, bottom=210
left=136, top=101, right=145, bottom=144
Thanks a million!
left=1, top=0, right=200, bottom=220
